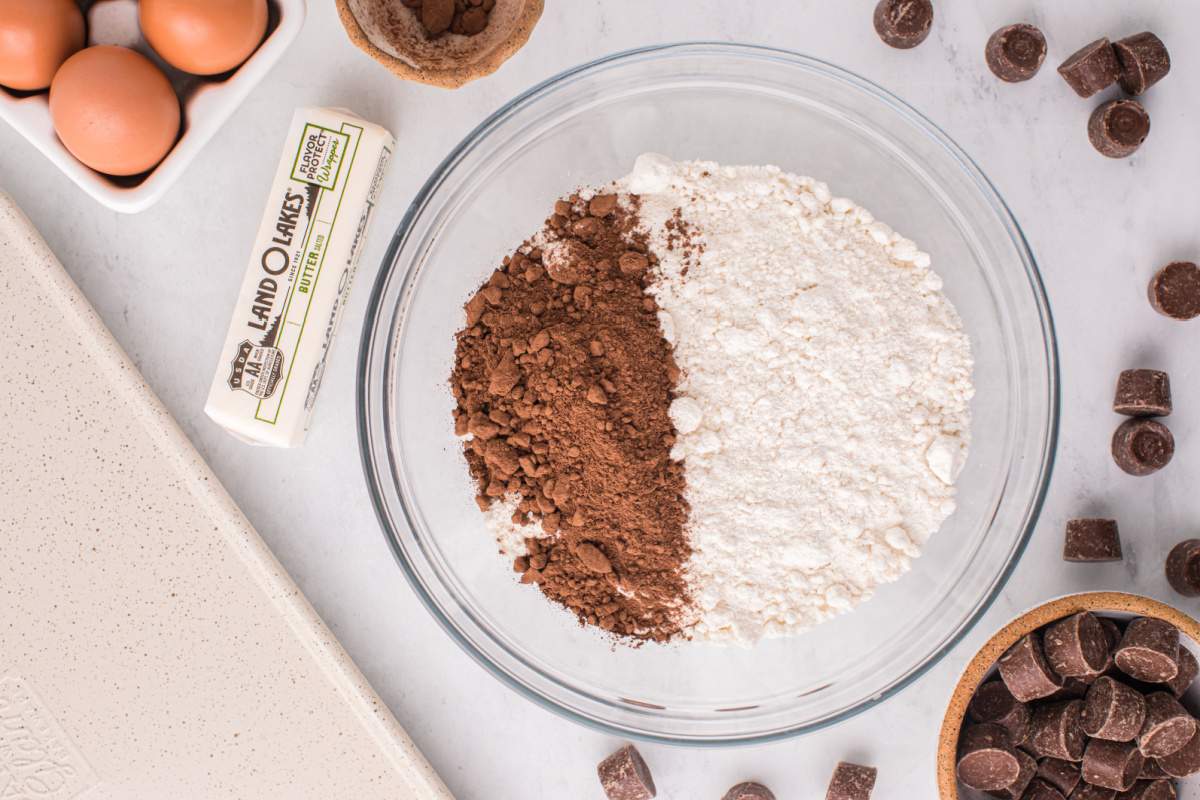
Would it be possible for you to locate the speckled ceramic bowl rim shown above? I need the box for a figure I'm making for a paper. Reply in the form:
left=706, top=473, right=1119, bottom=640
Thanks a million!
left=937, top=592, right=1200, bottom=798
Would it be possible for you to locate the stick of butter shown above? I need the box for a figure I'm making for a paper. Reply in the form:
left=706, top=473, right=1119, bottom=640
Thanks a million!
left=206, top=107, right=393, bottom=447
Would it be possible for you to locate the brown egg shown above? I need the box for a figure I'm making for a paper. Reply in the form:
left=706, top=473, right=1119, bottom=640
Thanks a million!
left=140, top=0, right=268, bottom=76
left=50, top=46, right=181, bottom=176
left=0, top=0, right=85, bottom=91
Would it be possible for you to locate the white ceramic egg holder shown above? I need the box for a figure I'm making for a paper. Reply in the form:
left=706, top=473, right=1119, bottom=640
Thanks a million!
left=0, top=0, right=306, bottom=214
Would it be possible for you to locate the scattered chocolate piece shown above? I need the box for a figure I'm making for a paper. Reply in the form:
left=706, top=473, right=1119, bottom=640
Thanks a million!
left=1164, top=646, right=1198, bottom=697
left=597, top=744, right=656, bottom=800
left=986, top=23, right=1047, bottom=82
left=1114, top=370, right=1172, bottom=417
left=1166, top=540, right=1200, bottom=597
left=1158, top=724, right=1200, bottom=777
left=1059, top=38, right=1122, bottom=97
left=958, top=724, right=1020, bottom=790
left=722, top=781, right=775, bottom=800
left=1083, top=676, right=1148, bottom=742
left=1072, top=784, right=1118, bottom=800
left=1114, top=33, right=1171, bottom=95
left=825, top=761, right=877, bottom=800
left=1138, top=692, right=1197, bottom=758
left=1025, top=778, right=1069, bottom=800
left=872, top=0, right=933, bottom=49
left=1111, top=418, right=1174, bottom=476
left=1083, top=739, right=1145, bottom=791
left=990, top=750, right=1038, bottom=799
left=969, top=680, right=1032, bottom=744
left=1029, top=700, right=1088, bottom=761
left=1046, top=612, right=1112, bottom=677
left=1118, top=779, right=1177, bottom=800
left=1088, top=99, right=1151, bottom=159
left=1116, top=619, right=1181, bottom=683
left=1148, top=262, right=1200, bottom=320
left=1064, top=519, right=1123, bottom=563
left=1038, top=757, right=1083, bottom=796
left=1001, top=633, right=1066, bottom=702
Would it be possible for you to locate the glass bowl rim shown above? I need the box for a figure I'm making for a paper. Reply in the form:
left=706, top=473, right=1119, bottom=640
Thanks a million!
left=356, top=41, right=1061, bottom=746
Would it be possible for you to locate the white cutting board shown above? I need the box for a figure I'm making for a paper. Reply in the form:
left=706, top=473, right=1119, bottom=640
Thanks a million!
left=0, top=192, right=453, bottom=799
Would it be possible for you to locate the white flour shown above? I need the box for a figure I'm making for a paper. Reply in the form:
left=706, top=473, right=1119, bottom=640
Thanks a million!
left=621, top=154, right=974, bottom=644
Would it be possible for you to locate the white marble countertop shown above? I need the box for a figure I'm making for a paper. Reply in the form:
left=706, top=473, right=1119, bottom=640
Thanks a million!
left=4, top=1, right=1199, bottom=797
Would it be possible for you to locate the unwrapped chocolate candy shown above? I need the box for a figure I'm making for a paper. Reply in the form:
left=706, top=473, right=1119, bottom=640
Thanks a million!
left=1166, top=540, right=1200, bottom=598
left=1028, top=700, right=1087, bottom=761
left=1083, top=739, right=1145, bottom=791
left=986, top=23, right=1047, bottom=82
left=1116, top=619, right=1180, bottom=683
left=1000, top=633, right=1065, bottom=702
left=1038, top=757, right=1082, bottom=796
left=1112, top=418, right=1173, bottom=477
left=1058, top=38, right=1121, bottom=97
left=1149, top=262, right=1200, bottom=321
left=1114, top=370, right=1172, bottom=417
left=597, top=745, right=656, bottom=800
left=1046, top=612, right=1112, bottom=678
left=825, top=761, right=877, bottom=800
left=1089, top=99, right=1151, bottom=159
left=1114, top=32, right=1171, bottom=95
left=969, top=680, right=1031, bottom=744
left=872, top=0, right=933, bottom=49
left=1138, top=692, right=1196, bottom=758
left=1084, top=677, right=1148, bottom=742
left=722, top=781, right=775, bottom=800
left=1064, top=519, right=1123, bottom=563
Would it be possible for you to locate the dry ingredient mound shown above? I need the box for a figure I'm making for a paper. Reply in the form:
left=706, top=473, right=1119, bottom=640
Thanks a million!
left=450, top=194, right=691, bottom=642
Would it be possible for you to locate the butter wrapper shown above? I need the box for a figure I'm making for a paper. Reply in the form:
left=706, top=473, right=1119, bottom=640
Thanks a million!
left=206, top=107, right=393, bottom=447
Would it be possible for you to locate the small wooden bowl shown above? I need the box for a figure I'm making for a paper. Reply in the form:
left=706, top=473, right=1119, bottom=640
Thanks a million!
left=336, top=0, right=543, bottom=89
left=937, top=591, right=1200, bottom=799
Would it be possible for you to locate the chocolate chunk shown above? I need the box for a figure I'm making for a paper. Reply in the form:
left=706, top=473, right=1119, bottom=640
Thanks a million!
left=1117, top=619, right=1181, bottom=683
left=991, top=750, right=1038, bottom=799
left=1064, top=520, right=1123, bottom=563
left=1114, top=370, right=1172, bottom=417
left=1138, top=692, right=1196, bottom=758
left=1058, top=38, right=1121, bottom=97
left=1038, top=757, right=1082, bottom=796
left=1083, top=739, right=1145, bottom=791
left=722, top=782, right=775, bottom=800
left=1148, top=262, right=1200, bottom=320
left=1157, top=724, right=1200, bottom=777
left=1000, top=633, right=1065, bottom=702
left=986, top=24, right=1047, bottom=82
left=1164, top=646, right=1198, bottom=697
left=1166, top=540, right=1200, bottom=598
left=1029, top=700, right=1087, bottom=761
left=958, top=724, right=1020, bottom=790
left=1118, top=780, right=1177, bottom=800
left=825, top=761, right=876, bottom=800
left=1089, top=99, right=1151, bottom=159
left=1111, top=418, right=1174, bottom=476
left=1072, top=784, right=1118, bottom=800
left=872, top=0, right=933, bottom=49
left=597, top=745, right=656, bottom=800
left=1046, top=612, right=1112, bottom=677
left=1114, top=33, right=1170, bottom=95
left=969, top=680, right=1032, bottom=744
left=1025, top=778, right=1068, bottom=800
left=1083, top=677, right=1148, bottom=741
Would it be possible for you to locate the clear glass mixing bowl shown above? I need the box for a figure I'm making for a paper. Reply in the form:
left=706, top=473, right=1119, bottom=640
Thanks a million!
left=357, top=43, right=1058, bottom=744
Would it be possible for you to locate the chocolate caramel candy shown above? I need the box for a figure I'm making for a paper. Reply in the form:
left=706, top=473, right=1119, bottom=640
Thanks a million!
left=597, top=745, right=656, bottom=800
left=986, top=23, right=1047, bottom=82
left=957, top=724, right=1020, bottom=790
left=825, top=761, right=876, bottom=800
left=1114, top=33, right=1171, bottom=95
left=1046, top=612, right=1111, bottom=677
left=1149, top=262, right=1200, bottom=321
left=1166, top=540, right=1200, bottom=598
left=1114, top=370, right=1172, bottom=417
left=1116, top=619, right=1180, bottom=683
left=1058, top=38, right=1121, bottom=97
left=1072, top=784, right=1118, bottom=800
left=722, top=781, right=775, bottom=800
left=1037, top=757, right=1082, bottom=796
left=1083, top=739, right=1145, bottom=791
left=1083, top=677, right=1147, bottom=741
left=1089, top=99, right=1151, bottom=159
left=1157, top=724, right=1200, bottom=777
left=969, top=680, right=1031, bottom=744
left=1064, top=519, right=1123, bottom=563
left=1111, top=418, right=1174, bottom=477
left=1117, top=780, right=1177, bottom=800
left=1000, top=633, right=1065, bottom=702
left=1028, top=700, right=1087, bottom=762
left=1138, top=692, right=1196, bottom=758
left=1164, top=646, right=1198, bottom=697
left=872, top=0, right=933, bottom=49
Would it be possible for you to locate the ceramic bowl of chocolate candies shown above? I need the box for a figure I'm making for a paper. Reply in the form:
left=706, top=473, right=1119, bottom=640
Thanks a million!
left=937, top=592, right=1200, bottom=800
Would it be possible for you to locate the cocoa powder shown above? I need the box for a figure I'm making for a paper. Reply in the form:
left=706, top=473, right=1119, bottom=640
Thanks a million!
left=450, top=194, right=691, bottom=642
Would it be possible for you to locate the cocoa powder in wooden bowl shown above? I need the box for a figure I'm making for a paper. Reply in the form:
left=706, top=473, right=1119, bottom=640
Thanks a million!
left=938, top=592, right=1200, bottom=798
left=336, top=0, right=542, bottom=88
